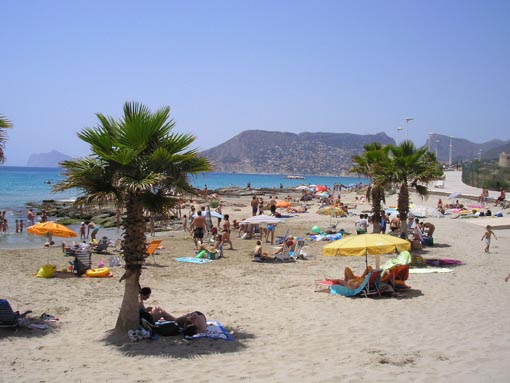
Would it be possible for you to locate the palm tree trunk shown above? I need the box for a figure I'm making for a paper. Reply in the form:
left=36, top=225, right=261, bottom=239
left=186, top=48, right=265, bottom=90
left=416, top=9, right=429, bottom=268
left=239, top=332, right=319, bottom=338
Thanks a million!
left=398, top=182, right=409, bottom=237
left=371, top=185, right=382, bottom=233
left=115, top=194, right=146, bottom=332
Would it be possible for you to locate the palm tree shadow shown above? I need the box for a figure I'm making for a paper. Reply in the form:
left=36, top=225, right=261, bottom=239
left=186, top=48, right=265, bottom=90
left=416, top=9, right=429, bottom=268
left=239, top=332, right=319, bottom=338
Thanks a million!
left=102, top=327, right=253, bottom=358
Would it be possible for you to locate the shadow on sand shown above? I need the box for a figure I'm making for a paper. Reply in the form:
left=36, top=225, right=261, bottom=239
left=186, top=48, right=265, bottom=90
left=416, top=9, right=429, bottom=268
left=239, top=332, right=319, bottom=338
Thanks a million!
left=103, top=326, right=254, bottom=358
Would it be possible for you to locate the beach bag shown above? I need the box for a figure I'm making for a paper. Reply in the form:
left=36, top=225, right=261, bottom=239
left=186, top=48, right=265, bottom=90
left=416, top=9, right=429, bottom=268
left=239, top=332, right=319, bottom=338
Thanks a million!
left=139, top=309, right=181, bottom=336
left=152, top=320, right=181, bottom=336
left=36, top=264, right=56, bottom=278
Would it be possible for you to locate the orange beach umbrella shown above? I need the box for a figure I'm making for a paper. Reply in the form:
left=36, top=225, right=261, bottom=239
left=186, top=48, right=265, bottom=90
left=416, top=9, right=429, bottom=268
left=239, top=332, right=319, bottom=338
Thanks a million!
left=27, top=222, right=78, bottom=238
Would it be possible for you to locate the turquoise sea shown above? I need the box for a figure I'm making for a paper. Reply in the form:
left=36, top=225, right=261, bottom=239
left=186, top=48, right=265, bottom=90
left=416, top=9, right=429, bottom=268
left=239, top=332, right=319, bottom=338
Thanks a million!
left=0, top=166, right=367, bottom=249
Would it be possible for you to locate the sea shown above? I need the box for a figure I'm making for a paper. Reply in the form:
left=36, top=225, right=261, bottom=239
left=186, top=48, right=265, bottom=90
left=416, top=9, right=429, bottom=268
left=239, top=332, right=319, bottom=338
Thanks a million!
left=0, top=166, right=367, bottom=249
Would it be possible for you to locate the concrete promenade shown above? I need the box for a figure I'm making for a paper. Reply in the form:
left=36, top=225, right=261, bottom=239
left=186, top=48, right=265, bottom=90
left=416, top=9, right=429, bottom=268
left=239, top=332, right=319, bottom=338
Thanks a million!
left=428, top=170, right=493, bottom=199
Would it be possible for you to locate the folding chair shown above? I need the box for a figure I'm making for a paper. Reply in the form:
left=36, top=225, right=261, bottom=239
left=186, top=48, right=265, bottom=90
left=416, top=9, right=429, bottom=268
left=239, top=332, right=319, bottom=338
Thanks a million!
left=145, top=240, right=163, bottom=263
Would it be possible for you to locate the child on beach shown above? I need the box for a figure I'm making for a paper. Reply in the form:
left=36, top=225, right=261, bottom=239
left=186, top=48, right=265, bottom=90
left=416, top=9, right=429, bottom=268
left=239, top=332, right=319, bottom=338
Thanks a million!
left=481, top=225, right=497, bottom=253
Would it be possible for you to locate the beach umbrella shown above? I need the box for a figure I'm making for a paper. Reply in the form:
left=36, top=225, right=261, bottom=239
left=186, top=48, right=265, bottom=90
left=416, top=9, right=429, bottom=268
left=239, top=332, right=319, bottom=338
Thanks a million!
left=27, top=221, right=78, bottom=263
left=295, top=185, right=309, bottom=190
left=275, top=200, right=291, bottom=208
left=240, top=214, right=285, bottom=225
left=193, top=211, right=224, bottom=219
left=27, top=221, right=78, bottom=238
left=316, top=185, right=328, bottom=192
left=410, top=205, right=443, bottom=218
left=448, top=192, right=461, bottom=200
left=322, top=233, right=411, bottom=267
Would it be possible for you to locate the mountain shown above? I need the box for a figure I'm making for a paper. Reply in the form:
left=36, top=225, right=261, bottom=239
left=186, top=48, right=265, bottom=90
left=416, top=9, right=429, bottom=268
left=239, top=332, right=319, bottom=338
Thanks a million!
left=426, top=134, right=509, bottom=163
left=200, top=130, right=396, bottom=176
left=26, top=150, right=72, bottom=168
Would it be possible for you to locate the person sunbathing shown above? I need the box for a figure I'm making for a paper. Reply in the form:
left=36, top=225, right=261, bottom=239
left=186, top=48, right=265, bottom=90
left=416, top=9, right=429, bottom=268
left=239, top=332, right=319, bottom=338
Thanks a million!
left=198, top=234, right=223, bottom=254
left=175, top=311, right=208, bottom=335
left=336, top=266, right=373, bottom=289
left=139, top=287, right=176, bottom=322
left=273, top=236, right=296, bottom=255
left=139, top=287, right=208, bottom=334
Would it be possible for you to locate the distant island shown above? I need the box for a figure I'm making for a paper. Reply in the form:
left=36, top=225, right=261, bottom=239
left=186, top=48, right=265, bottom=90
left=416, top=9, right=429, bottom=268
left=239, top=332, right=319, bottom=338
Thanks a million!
left=26, top=150, right=71, bottom=168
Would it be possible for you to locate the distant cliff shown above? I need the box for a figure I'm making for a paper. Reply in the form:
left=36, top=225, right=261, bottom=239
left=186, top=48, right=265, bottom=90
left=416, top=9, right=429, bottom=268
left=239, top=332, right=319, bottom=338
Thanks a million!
left=200, top=130, right=395, bottom=176
left=26, top=150, right=71, bottom=168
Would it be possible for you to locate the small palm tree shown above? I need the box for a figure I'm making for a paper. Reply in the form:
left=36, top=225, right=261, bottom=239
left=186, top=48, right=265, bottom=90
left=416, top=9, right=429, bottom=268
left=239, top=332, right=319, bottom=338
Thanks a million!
left=0, top=114, right=13, bottom=163
left=384, top=141, right=443, bottom=236
left=54, top=102, right=211, bottom=333
left=351, top=143, right=390, bottom=233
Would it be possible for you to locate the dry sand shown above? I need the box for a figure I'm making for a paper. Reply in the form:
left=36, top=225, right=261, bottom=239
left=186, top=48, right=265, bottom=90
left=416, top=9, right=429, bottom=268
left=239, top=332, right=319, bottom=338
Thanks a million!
left=1, top=189, right=510, bottom=382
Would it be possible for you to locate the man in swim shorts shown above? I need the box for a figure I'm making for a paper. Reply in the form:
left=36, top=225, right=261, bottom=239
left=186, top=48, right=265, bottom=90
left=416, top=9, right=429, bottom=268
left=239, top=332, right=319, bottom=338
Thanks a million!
left=189, top=210, right=207, bottom=248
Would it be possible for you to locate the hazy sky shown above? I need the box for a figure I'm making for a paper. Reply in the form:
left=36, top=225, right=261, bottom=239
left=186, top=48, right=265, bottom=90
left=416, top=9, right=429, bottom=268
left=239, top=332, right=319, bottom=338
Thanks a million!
left=1, top=0, right=509, bottom=166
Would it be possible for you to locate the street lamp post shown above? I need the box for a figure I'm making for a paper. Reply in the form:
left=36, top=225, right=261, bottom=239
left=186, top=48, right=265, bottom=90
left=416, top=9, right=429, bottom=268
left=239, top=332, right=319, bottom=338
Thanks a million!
left=435, top=139, right=440, bottom=159
left=397, top=127, right=404, bottom=145
left=428, top=132, right=433, bottom=151
left=405, top=117, right=414, bottom=142
left=479, top=149, right=482, bottom=161
left=449, top=137, right=453, bottom=165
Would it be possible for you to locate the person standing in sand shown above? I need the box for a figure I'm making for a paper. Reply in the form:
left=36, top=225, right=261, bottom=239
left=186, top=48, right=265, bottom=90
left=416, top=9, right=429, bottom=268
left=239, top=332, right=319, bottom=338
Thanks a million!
left=222, top=214, right=234, bottom=250
left=481, top=225, right=497, bottom=253
left=189, top=210, right=207, bottom=248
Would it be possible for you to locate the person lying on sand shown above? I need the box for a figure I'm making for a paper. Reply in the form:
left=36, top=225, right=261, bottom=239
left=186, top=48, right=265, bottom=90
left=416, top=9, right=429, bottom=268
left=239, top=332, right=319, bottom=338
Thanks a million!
left=336, top=266, right=373, bottom=289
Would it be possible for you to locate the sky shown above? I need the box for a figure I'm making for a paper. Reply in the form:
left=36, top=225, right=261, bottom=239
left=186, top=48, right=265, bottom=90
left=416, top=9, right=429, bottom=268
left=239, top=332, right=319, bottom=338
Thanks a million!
left=1, top=0, right=509, bottom=166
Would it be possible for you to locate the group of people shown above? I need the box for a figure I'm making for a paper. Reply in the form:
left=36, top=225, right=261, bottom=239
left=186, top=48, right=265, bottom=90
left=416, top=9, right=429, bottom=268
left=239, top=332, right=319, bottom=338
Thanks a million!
left=187, top=207, right=234, bottom=251
left=139, top=287, right=208, bottom=335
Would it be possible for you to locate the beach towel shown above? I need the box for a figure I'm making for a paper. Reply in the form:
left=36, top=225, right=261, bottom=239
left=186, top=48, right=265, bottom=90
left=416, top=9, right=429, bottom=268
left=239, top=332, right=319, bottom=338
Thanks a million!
left=426, top=258, right=464, bottom=267
left=187, top=320, right=234, bottom=341
left=175, top=257, right=213, bottom=264
left=409, top=267, right=453, bottom=274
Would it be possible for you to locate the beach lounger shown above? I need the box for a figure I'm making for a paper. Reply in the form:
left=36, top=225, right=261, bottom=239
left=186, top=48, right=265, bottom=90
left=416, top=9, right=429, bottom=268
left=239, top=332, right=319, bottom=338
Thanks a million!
left=319, top=270, right=385, bottom=297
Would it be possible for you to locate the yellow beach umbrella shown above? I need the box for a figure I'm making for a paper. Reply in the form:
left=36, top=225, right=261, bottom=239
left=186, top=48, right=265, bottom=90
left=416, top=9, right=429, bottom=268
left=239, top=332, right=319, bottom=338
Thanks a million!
left=322, top=233, right=411, bottom=266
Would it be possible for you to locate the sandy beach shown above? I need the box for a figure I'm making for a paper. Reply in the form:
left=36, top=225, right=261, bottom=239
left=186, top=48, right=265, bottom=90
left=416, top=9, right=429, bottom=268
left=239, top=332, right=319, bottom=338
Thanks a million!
left=1, top=186, right=510, bottom=383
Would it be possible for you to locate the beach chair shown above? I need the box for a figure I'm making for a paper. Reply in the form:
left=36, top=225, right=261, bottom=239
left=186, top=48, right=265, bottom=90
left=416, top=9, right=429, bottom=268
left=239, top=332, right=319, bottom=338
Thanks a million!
left=0, top=299, right=32, bottom=330
left=92, top=239, right=109, bottom=254
left=381, top=264, right=410, bottom=290
left=145, top=240, right=163, bottom=263
left=316, top=270, right=384, bottom=297
left=73, top=247, right=92, bottom=276
left=329, top=271, right=375, bottom=298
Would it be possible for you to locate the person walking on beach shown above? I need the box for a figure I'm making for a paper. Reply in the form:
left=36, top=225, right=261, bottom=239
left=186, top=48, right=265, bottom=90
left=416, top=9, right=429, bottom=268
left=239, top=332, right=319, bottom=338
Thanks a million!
left=481, top=225, right=497, bottom=253
left=251, top=196, right=259, bottom=216
left=189, top=210, right=207, bottom=248
left=222, top=214, right=234, bottom=250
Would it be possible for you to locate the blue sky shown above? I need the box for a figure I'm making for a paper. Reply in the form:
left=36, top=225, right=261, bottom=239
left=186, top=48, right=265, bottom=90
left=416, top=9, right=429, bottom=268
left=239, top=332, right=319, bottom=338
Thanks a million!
left=1, top=0, right=509, bottom=166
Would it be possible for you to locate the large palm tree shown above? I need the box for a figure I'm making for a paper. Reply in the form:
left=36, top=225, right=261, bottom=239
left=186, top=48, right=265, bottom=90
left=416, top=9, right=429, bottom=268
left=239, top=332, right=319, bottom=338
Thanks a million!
left=350, top=143, right=390, bottom=233
left=383, top=141, right=443, bottom=236
left=0, top=114, right=13, bottom=163
left=53, top=102, right=211, bottom=333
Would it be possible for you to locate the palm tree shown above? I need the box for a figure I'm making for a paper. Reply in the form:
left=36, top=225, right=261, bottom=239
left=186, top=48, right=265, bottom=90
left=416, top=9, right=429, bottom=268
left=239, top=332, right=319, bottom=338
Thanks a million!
left=53, top=102, right=211, bottom=333
left=384, top=141, right=443, bottom=236
left=351, top=143, right=390, bottom=233
left=0, top=114, right=13, bottom=163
